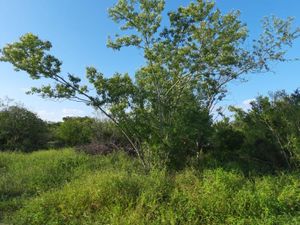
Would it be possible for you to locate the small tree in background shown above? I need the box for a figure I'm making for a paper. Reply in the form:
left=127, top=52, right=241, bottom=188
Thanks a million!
left=55, top=117, right=94, bottom=146
left=1, top=0, right=299, bottom=169
left=230, top=90, right=300, bottom=169
left=0, top=105, right=48, bottom=152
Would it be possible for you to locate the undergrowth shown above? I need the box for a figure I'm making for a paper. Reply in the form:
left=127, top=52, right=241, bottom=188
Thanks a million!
left=0, top=149, right=299, bottom=224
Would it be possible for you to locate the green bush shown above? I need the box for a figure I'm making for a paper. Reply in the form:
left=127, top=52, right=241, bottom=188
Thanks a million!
left=208, top=89, right=300, bottom=172
left=210, top=119, right=245, bottom=161
left=230, top=89, right=300, bottom=170
left=92, top=119, right=127, bottom=146
left=55, top=117, right=94, bottom=146
left=0, top=106, right=49, bottom=151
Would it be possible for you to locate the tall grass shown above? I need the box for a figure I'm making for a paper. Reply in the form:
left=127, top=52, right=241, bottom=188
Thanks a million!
left=0, top=149, right=299, bottom=224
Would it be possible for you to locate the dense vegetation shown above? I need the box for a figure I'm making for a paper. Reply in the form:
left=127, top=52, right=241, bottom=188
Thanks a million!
left=1, top=89, right=299, bottom=172
left=0, top=99, right=127, bottom=152
left=0, top=0, right=299, bottom=224
left=1, top=0, right=299, bottom=169
left=0, top=105, right=48, bottom=151
left=210, top=90, right=300, bottom=172
left=0, top=149, right=299, bottom=225
left=0, top=91, right=299, bottom=224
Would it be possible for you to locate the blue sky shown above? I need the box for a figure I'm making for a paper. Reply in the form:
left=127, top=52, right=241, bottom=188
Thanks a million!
left=0, top=0, right=299, bottom=121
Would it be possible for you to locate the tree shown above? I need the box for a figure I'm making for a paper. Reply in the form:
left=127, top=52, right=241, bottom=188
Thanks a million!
left=230, top=90, right=300, bottom=169
left=0, top=105, right=48, bottom=152
left=55, top=117, right=94, bottom=146
left=1, top=0, right=299, bottom=168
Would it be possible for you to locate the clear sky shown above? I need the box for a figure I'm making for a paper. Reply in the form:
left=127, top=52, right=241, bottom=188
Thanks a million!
left=0, top=0, right=299, bottom=121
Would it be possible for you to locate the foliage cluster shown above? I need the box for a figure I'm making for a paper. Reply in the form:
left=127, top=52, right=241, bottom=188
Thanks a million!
left=210, top=89, right=300, bottom=171
left=0, top=105, right=48, bottom=151
left=53, top=117, right=94, bottom=146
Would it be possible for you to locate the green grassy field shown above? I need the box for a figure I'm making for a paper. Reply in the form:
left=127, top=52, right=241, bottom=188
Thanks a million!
left=0, top=149, right=299, bottom=225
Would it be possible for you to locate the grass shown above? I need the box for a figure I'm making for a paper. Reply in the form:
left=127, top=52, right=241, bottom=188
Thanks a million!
left=0, top=149, right=299, bottom=224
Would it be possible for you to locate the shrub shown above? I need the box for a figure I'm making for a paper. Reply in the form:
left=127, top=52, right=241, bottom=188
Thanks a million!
left=0, top=105, right=48, bottom=151
left=231, top=89, right=300, bottom=170
left=91, top=119, right=127, bottom=146
left=210, top=119, right=245, bottom=161
left=55, top=117, right=94, bottom=146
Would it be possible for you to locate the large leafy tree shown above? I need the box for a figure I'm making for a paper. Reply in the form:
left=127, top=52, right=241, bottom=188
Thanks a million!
left=1, top=0, right=299, bottom=168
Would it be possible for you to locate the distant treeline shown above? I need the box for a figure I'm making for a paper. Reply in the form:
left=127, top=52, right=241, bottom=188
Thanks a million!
left=0, top=104, right=127, bottom=154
